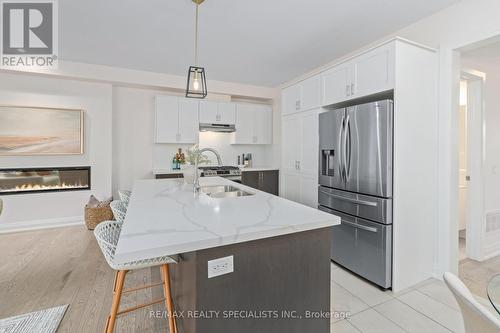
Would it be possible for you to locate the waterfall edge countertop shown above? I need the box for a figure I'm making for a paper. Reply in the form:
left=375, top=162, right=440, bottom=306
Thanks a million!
left=114, top=177, right=339, bottom=265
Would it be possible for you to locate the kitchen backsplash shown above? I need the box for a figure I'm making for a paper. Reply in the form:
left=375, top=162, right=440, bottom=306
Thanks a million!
left=152, top=132, right=276, bottom=170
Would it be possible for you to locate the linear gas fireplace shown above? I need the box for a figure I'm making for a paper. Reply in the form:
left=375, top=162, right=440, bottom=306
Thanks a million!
left=0, top=166, right=91, bottom=195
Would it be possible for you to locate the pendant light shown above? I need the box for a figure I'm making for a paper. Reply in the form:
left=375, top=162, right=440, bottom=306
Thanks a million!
left=186, top=0, right=208, bottom=98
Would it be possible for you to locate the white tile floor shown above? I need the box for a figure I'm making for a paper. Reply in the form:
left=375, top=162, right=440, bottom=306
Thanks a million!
left=330, top=262, right=498, bottom=333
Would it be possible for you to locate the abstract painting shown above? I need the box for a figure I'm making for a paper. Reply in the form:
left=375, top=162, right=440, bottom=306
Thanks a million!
left=0, top=107, right=83, bottom=155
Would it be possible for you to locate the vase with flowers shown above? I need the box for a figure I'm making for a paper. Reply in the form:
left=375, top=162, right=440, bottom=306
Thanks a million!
left=181, top=145, right=209, bottom=184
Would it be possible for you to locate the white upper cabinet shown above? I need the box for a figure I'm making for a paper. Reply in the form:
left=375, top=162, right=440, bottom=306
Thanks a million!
left=352, top=44, right=395, bottom=98
left=321, top=42, right=395, bottom=106
left=282, top=84, right=301, bottom=116
left=321, top=63, right=351, bottom=106
left=218, top=102, right=237, bottom=124
left=231, top=103, right=272, bottom=145
left=155, top=95, right=199, bottom=144
left=199, top=100, right=236, bottom=124
left=282, top=74, right=322, bottom=116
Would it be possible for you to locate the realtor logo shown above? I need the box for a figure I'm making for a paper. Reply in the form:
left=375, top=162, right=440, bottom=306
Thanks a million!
left=0, top=0, right=58, bottom=68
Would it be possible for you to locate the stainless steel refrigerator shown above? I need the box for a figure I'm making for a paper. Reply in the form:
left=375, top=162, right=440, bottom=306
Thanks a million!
left=318, top=99, right=393, bottom=289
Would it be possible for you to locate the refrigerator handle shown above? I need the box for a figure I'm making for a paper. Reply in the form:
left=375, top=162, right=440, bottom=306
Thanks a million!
left=342, top=113, right=349, bottom=183
left=346, top=114, right=352, bottom=181
left=339, top=113, right=346, bottom=183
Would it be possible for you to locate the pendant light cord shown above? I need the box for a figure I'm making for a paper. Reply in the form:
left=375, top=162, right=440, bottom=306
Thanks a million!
left=194, top=4, right=199, bottom=66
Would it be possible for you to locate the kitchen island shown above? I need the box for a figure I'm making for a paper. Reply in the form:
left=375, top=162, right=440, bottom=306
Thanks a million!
left=115, top=177, right=339, bottom=333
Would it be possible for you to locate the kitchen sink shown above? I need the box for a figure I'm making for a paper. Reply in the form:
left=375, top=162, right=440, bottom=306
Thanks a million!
left=200, top=185, right=253, bottom=198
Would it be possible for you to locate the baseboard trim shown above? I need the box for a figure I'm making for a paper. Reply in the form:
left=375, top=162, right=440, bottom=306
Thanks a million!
left=0, top=216, right=84, bottom=234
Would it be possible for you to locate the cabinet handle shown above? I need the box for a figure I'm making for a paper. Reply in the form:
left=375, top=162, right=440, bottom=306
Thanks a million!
left=295, top=100, right=300, bottom=110
left=176, top=133, right=181, bottom=142
left=253, top=136, right=258, bottom=143
left=216, top=114, right=221, bottom=121
left=346, top=85, right=350, bottom=97
left=351, top=83, right=355, bottom=95
left=297, top=161, right=301, bottom=170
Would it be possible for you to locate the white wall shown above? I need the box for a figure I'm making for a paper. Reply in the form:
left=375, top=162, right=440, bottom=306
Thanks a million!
left=0, top=73, right=113, bottom=231
left=112, top=86, right=279, bottom=194
left=280, top=0, right=500, bottom=277
left=0, top=63, right=279, bottom=231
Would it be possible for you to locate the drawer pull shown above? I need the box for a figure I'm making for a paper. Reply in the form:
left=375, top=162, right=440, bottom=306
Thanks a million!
left=319, top=189, right=378, bottom=207
left=341, top=220, right=378, bottom=233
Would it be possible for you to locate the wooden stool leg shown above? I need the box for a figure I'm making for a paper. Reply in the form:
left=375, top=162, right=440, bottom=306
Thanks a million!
left=160, top=264, right=176, bottom=333
left=105, top=270, right=127, bottom=333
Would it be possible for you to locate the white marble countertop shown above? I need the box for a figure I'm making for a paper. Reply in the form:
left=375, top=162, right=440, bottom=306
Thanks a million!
left=152, top=169, right=184, bottom=175
left=114, top=177, right=339, bottom=265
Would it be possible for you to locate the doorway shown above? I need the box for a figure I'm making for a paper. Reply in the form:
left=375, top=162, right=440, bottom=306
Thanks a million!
left=455, top=39, right=500, bottom=298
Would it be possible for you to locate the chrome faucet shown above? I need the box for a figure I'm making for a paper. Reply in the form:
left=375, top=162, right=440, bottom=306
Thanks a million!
left=193, top=148, right=223, bottom=193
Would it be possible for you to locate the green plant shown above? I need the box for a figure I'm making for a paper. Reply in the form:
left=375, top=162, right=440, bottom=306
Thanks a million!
left=186, top=144, right=210, bottom=165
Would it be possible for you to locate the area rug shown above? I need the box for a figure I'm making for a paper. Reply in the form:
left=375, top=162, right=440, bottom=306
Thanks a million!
left=0, top=305, right=68, bottom=333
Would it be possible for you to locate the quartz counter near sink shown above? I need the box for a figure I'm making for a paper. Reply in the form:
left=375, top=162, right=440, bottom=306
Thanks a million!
left=115, top=177, right=339, bottom=333
left=115, top=177, right=337, bottom=264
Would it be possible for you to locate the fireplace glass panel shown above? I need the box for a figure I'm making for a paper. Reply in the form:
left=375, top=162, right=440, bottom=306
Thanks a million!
left=0, top=167, right=90, bottom=194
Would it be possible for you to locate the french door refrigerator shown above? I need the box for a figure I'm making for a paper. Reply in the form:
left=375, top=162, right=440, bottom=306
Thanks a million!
left=318, top=99, right=393, bottom=289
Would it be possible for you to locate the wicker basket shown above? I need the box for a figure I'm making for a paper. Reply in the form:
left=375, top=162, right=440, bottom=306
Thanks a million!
left=85, top=204, right=114, bottom=230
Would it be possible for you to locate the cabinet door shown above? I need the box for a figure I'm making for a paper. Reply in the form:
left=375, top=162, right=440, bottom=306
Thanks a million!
left=155, top=95, right=179, bottom=143
left=241, top=171, right=260, bottom=190
left=261, top=170, right=279, bottom=195
left=254, top=105, right=272, bottom=144
left=178, top=98, right=199, bottom=144
left=322, top=64, right=351, bottom=106
left=281, top=115, right=300, bottom=174
left=352, top=45, right=395, bottom=98
left=232, top=103, right=254, bottom=144
left=301, top=75, right=322, bottom=111
left=300, top=175, right=318, bottom=208
left=299, top=110, right=319, bottom=178
left=218, top=102, right=236, bottom=125
left=281, top=172, right=300, bottom=202
left=282, top=84, right=301, bottom=116
left=199, top=100, right=218, bottom=124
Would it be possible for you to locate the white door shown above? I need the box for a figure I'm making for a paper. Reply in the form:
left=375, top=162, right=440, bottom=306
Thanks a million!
left=352, top=45, right=395, bottom=98
left=281, top=173, right=301, bottom=202
left=178, top=98, right=199, bottom=144
left=300, top=75, right=322, bottom=111
left=322, top=63, right=351, bottom=106
left=199, top=100, right=218, bottom=123
left=218, top=102, right=236, bottom=124
left=281, top=115, right=300, bottom=174
left=155, top=95, right=179, bottom=143
left=282, top=84, right=301, bottom=116
left=254, top=105, right=272, bottom=144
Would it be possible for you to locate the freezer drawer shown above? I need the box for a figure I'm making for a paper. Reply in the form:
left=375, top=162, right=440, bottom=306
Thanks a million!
left=319, top=206, right=392, bottom=289
left=318, top=186, right=392, bottom=224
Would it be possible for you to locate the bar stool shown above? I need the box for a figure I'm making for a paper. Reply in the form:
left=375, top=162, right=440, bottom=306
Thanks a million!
left=110, top=200, right=127, bottom=225
left=94, top=221, right=178, bottom=333
left=118, top=190, right=132, bottom=207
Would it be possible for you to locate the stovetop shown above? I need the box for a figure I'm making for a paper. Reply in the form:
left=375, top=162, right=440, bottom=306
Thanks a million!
left=199, top=166, right=241, bottom=177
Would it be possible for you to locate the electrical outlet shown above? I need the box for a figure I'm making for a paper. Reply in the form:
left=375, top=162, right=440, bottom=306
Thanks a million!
left=207, top=255, right=234, bottom=278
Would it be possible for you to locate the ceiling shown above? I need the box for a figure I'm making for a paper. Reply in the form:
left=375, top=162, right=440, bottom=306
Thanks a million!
left=59, top=0, right=459, bottom=87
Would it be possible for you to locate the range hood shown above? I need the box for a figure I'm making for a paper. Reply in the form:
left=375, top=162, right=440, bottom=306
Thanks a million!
left=199, top=123, right=236, bottom=133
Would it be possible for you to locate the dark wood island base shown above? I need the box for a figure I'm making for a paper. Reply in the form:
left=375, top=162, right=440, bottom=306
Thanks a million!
left=170, top=227, right=331, bottom=333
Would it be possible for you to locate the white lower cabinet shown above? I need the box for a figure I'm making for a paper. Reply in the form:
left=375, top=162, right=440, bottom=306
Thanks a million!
left=280, top=109, right=319, bottom=207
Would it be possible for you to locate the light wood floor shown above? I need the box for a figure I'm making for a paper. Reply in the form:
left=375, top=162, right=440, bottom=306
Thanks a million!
left=0, top=226, right=169, bottom=333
